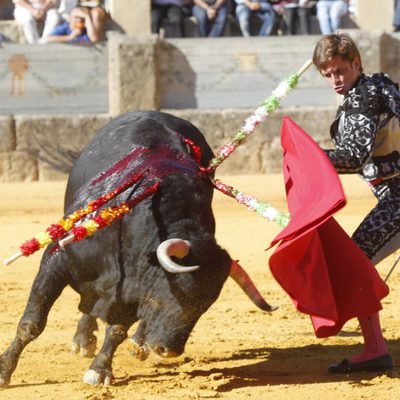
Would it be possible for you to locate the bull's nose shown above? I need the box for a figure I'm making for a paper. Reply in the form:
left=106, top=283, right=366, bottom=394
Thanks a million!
left=152, top=345, right=181, bottom=358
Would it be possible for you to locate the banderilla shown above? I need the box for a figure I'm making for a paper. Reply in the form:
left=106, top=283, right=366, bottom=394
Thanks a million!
left=384, top=253, right=400, bottom=283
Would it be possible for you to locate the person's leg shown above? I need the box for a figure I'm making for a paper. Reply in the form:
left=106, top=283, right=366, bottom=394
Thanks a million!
left=89, top=6, right=107, bottom=42
left=256, top=3, right=277, bottom=36
left=395, top=0, right=400, bottom=30
left=316, top=0, right=333, bottom=34
left=235, top=4, right=251, bottom=37
left=41, top=8, right=61, bottom=40
left=329, top=177, right=400, bottom=372
left=164, top=5, right=184, bottom=37
left=192, top=5, right=209, bottom=37
left=13, top=5, right=40, bottom=43
left=329, top=312, right=393, bottom=373
left=208, top=5, right=228, bottom=37
left=352, top=176, right=400, bottom=266
left=297, top=6, right=311, bottom=35
left=352, top=313, right=388, bottom=363
left=151, top=4, right=164, bottom=34
left=283, top=6, right=296, bottom=35
left=329, top=0, right=347, bottom=33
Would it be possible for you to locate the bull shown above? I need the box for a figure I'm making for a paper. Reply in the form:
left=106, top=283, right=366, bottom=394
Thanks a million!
left=0, top=110, right=274, bottom=387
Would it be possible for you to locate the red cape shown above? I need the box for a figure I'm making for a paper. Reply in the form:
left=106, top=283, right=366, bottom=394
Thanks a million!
left=269, top=117, right=389, bottom=338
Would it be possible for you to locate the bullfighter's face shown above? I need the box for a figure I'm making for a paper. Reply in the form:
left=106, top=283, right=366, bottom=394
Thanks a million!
left=319, top=55, right=361, bottom=95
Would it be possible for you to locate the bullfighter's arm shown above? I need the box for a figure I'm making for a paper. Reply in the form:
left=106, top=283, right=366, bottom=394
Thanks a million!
left=323, top=111, right=380, bottom=174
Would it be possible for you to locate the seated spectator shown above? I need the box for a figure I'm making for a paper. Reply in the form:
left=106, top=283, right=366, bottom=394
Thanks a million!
left=0, top=0, right=15, bottom=19
left=41, top=6, right=96, bottom=43
left=316, top=0, right=348, bottom=34
left=58, top=0, right=107, bottom=42
left=394, top=0, right=400, bottom=32
left=13, top=0, right=61, bottom=43
left=279, top=0, right=314, bottom=35
left=234, top=0, right=277, bottom=37
left=151, top=0, right=193, bottom=38
left=192, top=0, right=229, bottom=37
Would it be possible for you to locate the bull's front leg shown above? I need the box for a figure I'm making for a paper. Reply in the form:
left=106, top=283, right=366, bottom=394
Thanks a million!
left=0, top=262, right=66, bottom=387
left=72, top=313, right=98, bottom=358
left=83, top=324, right=128, bottom=385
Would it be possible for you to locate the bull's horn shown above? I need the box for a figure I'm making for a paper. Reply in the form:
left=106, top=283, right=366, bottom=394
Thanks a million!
left=157, top=239, right=199, bottom=274
left=230, top=260, right=278, bottom=312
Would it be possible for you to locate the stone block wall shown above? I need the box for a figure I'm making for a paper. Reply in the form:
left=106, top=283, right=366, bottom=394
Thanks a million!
left=170, top=106, right=336, bottom=175
left=0, top=114, right=112, bottom=182
left=0, top=106, right=335, bottom=181
left=1, top=31, right=400, bottom=181
left=1, top=43, right=108, bottom=115
left=0, top=21, right=25, bottom=43
left=108, top=31, right=400, bottom=116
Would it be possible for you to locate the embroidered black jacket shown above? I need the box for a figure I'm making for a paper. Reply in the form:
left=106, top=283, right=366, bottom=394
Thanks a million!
left=324, top=73, right=400, bottom=183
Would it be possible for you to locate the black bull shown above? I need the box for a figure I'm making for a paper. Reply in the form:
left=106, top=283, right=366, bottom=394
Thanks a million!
left=0, top=110, right=275, bottom=387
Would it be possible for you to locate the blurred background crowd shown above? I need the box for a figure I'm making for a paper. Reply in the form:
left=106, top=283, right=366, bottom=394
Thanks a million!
left=1, top=0, right=386, bottom=45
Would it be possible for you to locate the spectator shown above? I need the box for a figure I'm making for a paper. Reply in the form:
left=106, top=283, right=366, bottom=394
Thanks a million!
left=234, top=0, right=277, bottom=37
left=316, top=0, right=348, bottom=34
left=58, top=0, right=107, bottom=42
left=192, top=0, right=229, bottom=37
left=41, top=6, right=95, bottom=43
left=13, top=0, right=61, bottom=43
left=0, top=0, right=15, bottom=19
left=151, top=0, right=193, bottom=38
left=394, top=0, right=400, bottom=32
left=282, top=0, right=314, bottom=35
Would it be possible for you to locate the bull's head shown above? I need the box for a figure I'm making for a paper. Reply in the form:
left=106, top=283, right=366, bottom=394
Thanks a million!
left=130, top=238, right=276, bottom=360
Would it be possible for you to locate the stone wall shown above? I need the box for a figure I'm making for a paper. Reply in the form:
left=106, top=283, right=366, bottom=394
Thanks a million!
left=0, top=114, right=112, bottom=181
left=0, top=43, right=108, bottom=115
left=1, top=31, right=400, bottom=181
left=108, top=30, right=400, bottom=116
left=0, top=20, right=25, bottom=43
left=0, top=106, right=335, bottom=181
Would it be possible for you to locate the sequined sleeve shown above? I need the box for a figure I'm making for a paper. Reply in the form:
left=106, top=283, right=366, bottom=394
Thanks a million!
left=324, top=112, right=381, bottom=173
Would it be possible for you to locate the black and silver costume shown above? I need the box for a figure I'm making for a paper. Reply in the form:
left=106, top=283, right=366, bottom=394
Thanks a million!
left=324, top=73, right=400, bottom=264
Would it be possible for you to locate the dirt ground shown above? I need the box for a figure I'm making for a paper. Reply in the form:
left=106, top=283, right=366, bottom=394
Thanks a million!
left=0, top=174, right=399, bottom=400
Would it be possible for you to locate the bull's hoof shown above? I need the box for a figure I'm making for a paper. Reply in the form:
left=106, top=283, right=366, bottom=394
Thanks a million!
left=71, top=340, right=96, bottom=358
left=0, top=376, right=10, bottom=388
left=0, top=359, right=10, bottom=388
left=128, top=338, right=150, bottom=361
left=151, top=345, right=180, bottom=358
left=83, top=369, right=114, bottom=386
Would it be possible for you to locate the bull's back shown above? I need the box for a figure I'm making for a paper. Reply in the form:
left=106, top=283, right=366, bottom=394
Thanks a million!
left=64, top=111, right=214, bottom=210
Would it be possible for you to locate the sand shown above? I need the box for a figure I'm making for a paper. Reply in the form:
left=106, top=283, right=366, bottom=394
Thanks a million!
left=0, top=174, right=399, bottom=400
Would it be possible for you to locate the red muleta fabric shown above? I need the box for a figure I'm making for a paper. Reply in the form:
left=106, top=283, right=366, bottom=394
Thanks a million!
left=268, top=117, right=389, bottom=338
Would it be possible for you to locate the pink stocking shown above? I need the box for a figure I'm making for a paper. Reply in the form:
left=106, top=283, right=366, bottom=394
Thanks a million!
left=350, top=312, right=388, bottom=364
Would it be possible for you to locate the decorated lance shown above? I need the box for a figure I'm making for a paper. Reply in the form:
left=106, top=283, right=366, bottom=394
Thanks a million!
left=3, top=176, right=160, bottom=266
left=206, top=59, right=313, bottom=172
left=3, top=60, right=313, bottom=266
left=205, top=59, right=313, bottom=227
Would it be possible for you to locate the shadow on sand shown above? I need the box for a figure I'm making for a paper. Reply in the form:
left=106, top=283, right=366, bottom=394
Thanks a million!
left=116, top=339, right=399, bottom=389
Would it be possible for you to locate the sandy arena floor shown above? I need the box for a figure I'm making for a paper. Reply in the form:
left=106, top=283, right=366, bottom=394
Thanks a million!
left=0, top=174, right=399, bottom=400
